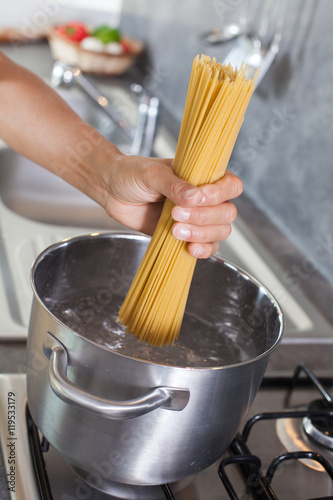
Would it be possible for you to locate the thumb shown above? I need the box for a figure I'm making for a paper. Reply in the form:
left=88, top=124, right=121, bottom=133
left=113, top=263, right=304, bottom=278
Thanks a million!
left=149, top=164, right=204, bottom=207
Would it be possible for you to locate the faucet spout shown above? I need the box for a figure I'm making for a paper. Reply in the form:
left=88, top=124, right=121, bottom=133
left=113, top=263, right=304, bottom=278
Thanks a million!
left=51, top=61, right=159, bottom=156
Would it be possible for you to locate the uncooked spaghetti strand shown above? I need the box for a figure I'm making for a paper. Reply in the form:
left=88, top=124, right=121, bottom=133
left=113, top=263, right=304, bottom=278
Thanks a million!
left=174, top=57, right=235, bottom=174
left=118, top=201, right=174, bottom=318
left=174, top=73, right=231, bottom=176
left=178, top=62, right=251, bottom=181
left=148, top=251, right=196, bottom=346
left=138, top=240, right=184, bottom=330
left=166, top=255, right=196, bottom=344
left=197, top=76, right=255, bottom=184
left=129, top=235, right=184, bottom=336
left=174, top=66, right=221, bottom=173
left=175, top=57, right=208, bottom=164
left=119, top=213, right=182, bottom=333
left=133, top=238, right=194, bottom=344
left=209, top=82, right=255, bottom=182
left=178, top=75, right=242, bottom=182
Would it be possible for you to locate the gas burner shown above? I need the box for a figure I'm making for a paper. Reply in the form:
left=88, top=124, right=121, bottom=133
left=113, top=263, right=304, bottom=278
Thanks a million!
left=276, top=405, right=333, bottom=472
left=275, top=364, right=333, bottom=472
left=303, top=399, right=333, bottom=450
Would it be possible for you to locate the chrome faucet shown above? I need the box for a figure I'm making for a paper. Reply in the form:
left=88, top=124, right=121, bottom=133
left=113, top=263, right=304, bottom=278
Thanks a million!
left=51, top=61, right=159, bottom=157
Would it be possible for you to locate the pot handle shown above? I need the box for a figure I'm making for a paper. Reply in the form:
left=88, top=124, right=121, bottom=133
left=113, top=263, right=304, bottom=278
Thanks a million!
left=43, top=332, right=190, bottom=420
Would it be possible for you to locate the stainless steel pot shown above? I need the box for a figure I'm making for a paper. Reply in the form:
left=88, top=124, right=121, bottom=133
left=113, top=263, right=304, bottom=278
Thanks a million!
left=27, top=232, right=284, bottom=491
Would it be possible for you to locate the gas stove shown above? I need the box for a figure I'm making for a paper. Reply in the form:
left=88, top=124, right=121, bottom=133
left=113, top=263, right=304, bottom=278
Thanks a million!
left=1, top=364, right=333, bottom=500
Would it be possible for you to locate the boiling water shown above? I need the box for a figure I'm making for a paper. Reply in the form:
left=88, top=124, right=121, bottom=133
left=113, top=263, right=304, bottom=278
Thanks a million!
left=48, top=292, right=264, bottom=368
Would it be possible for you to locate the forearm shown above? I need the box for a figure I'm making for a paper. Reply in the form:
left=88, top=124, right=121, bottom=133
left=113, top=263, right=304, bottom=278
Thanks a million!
left=0, top=51, right=120, bottom=207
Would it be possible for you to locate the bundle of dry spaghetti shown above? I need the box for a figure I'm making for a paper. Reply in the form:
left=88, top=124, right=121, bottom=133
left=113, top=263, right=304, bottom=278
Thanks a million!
left=118, top=54, right=257, bottom=347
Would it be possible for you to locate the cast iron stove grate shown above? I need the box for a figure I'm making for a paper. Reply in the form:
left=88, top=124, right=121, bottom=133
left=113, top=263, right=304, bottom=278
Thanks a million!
left=219, top=364, right=333, bottom=500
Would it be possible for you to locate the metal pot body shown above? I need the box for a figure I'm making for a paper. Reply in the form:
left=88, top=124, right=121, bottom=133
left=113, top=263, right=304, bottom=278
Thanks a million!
left=27, top=233, right=284, bottom=487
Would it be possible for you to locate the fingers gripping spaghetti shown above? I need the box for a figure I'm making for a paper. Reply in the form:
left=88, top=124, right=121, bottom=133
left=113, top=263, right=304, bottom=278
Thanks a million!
left=118, top=54, right=257, bottom=347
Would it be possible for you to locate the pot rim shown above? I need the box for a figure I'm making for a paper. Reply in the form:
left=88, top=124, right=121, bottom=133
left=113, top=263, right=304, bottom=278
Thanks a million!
left=30, top=231, right=285, bottom=371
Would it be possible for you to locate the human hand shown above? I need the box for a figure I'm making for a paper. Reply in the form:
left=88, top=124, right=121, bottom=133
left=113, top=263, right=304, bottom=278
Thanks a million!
left=103, top=153, right=243, bottom=258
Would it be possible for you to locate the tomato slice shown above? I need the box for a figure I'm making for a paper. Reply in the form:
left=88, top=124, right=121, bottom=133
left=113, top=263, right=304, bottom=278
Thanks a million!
left=55, top=22, right=89, bottom=42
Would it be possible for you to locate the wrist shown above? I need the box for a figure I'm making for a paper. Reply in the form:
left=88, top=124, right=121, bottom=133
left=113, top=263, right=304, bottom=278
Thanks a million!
left=88, top=137, right=124, bottom=210
left=50, top=124, right=123, bottom=209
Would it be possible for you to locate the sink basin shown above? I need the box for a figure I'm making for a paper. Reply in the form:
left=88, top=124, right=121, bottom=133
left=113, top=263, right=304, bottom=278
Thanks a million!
left=0, top=148, right=123, bottom=229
